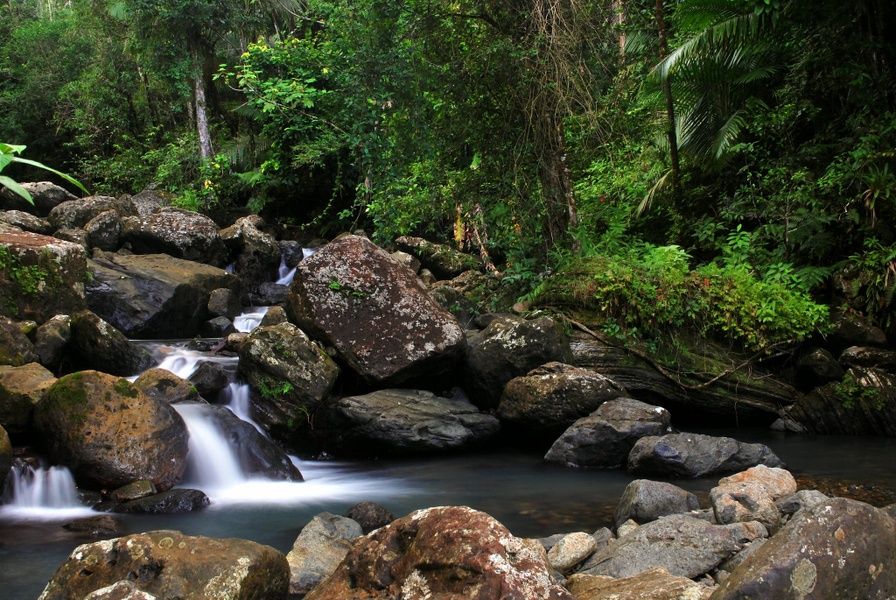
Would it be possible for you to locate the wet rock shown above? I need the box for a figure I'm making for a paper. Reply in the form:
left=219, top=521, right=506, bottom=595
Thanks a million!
left=316, top=388, right=500, bottom=456
left=239, top=322, right=339, bottom=440
left=110, top=480, right=156, bottom=503
left=286, top=512, right=363, bottom=596
left=224, top=332, right=249, bottom=353
left=712, top=498, right=896, bottom=600
left=0, top=425, right=10, bottom=494
left=827, top=309, right=888, bottom=351
left=775, top=489, right=829, bottom=518
left=187, top=361, right=229, bottom=399
left=38, top=530, right=289, bottom=600
left=710, top=466, right=796, bottom=531
left=35, top=371, right=188, bottom=490
left=464, top=315, right=572, bottom=408
left=259, top=305, right=288, bottom=327
left=545, top=398, right=671, bottom=468
left=69, top=310, right=154, bottom=376
left=207, top=287, right=241, bottom=319
left=0, top=210, right=53, bottom=234
left=113, top=489, right=210, bottom=514
left=86, top=252, right=236, bottom=339
left=133, top=368, right=199, bottom=405
left=628, top=433, right=783, bottom=478
left=0, top=230, right=87, bottom=322
left=344, top=501, right=395, bottom=534
left=62, top=515, right=121, bottom=538
left=394, top=235, right=480, bottom=279
left=121, top=208, right=226, bottom=265
left=246, top=281, right=288, bottom=306
left=547, top=531, right=598, bottom=573
left=48, top=196, right=129, bottom=230
left=279, top=240, right=305, bottom=269
left=35, top=314, right=71, bottom=368
left=840, top=345, right=896, bottom=372
left=220, top=215, right=281, bottom=286
left=579, top=514, right=767, bottom=579
left=1, top=181, right=77, bottom=216
left=201, top=316, right=235, bottom=337
left=614, top=479, right=700, bottom=528
left=566, top=568, right=713, bottom=600
left=305, top=506, right=572, bottom=600
left=795, top=347, right=844, bottom=388
left=0, top=316, right=38, bottom=366
left=287, top=234, right=466, bottom=385
left=498, top=362, right=627, bottom=436
left=777, top=367, right=896, bottom=436
left=0, top=362, right=55, bottom=436
left=84, top=210, right=121, bottom=252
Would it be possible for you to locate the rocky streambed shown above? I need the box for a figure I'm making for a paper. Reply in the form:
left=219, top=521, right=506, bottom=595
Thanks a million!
left=1, top=183, right=896, bottom=598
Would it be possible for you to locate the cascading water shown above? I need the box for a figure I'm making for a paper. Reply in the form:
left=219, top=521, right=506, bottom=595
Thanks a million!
left=174, top=403, right=247, bottom=490
left=224, top=382, right=265, bottom=434
left=233, top=307, right=269, bottom=333
left=0, top=463, right=92, bottom=519
left=276, top=256, right=296, bottom=285
left=151, top=346, right=238, bottom=379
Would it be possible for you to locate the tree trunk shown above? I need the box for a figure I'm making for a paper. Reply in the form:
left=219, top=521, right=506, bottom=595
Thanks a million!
left=536, top=106, right=579, bottom=251
left=614, top=0, right=626, bottom=56
left=656, top=0, right=680, bottom=187
left=194, top=71, right=214, bottom=161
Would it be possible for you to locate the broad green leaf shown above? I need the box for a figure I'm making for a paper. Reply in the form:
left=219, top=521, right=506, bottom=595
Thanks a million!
left=12, top=157, right=89, bottom=195
left=0, top=175, right=34, bottom=204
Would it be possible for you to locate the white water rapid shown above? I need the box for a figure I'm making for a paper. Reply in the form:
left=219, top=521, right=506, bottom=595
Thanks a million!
left=0, top=463, right=92, bottom=519
left=233, top=307, right=269, bottom=333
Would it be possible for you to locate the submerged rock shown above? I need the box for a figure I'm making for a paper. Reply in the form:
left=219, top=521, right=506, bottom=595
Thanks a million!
left=305, top=506, right=572, bottom=600
left=35, top=371, right=188, bottom=491
left=113, top=489, right=210, bottom=514
left=120, top=208, right=226, bottom=265
left=498, top=362, right=627, bottom=436
left=464, top=315, right=572, bottom=408
left=62, top=515, right=121, bottom=538
left=38, top=530, right=289, bottom=600
left=628, top=432, right=783, bottom=478
left=0, top=362, right=55, bottom=437
left=545, top=398, right=671, bottom=468
left=287, top=235, right=466, bottom=385
left=286, top=512, right=363, bottom=596
left=69, top=310, right=154, bottom=376
left=315, top=388, right=500, bottom=456
left=712, top=498, right=896, bottom=599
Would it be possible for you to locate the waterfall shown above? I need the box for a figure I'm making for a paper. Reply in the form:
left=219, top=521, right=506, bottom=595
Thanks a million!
left=224, top=382, right=266, bottom=435
left=0, top=463, right=92, bottom=518
left=174, top=403, right=248, bottom=490
left=276, top=255, right=296, bottom=285
left=233, top=307, right=269, bottom=333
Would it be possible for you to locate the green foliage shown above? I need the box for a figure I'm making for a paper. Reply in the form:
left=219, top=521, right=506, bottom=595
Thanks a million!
left=257, top=378, right=295, bottom=401
left=832, top=371, right=883, bottom=410
left=0, top=142, right=87, bottom=203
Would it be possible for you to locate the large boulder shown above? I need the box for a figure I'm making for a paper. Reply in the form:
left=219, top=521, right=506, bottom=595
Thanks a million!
left=220, top=215, right=281, bottom=286
left=86, top=252, right=237, bottom=339
left=0, top=181, right=77, bottom=216
left=286, top=512, right=363, bottom=596
left=129, top=188, right=171, bottom=217
left=84, top=210, right=122, bottom=252
left=69, top=310, right=154, bottom=376
left=0, top=362, right=56, bottom=437
left=840, top=345, right=896, bottom=372
left=34, top=371, right=188, bottom=490
left=497, top=362, right=627, bottom=436
left=545, top=398, right=670, bottom=468
left=121, top=208, right=227, bottom=265
left=710, top=466, right=797, bottom=530
left=38, top=530, right=289, bottom=600
left=344, top=501, right=395, bottom=534
left=239, top=322, right=339, bottom=440
left=464, top=315, right=572, bottom=408
left=34, top=314, right=71, bottom=368
left=394, top=235, right=480, bottom=279
left=0, top=315, right=38, bottom=366
left=776, top=367, right=896, bottom=436
left=0, top=230, right=86, bottom=322
left=827, top=309, right=888, bottom=351
left=133, top=368, right=200, bottom=405
left=614, top=479, right=700, bottom=528
left=794, top=347, right=845, bottom=389
left=0, top=210, right=53, bottom=235
left=315, top=388, right=500, bottom=456
left=580, top=514, right=767, bottom=579
left=711, top=498, right=896, bottom=600
left=305, top=506, right=572, bottom=600
left=567, top=568, right=713, bottom=600
left=286, top=235, right=466, bottom=384
left=48, top=195, right=131, bottom=230
left=628, top=433, right=783, bottom=478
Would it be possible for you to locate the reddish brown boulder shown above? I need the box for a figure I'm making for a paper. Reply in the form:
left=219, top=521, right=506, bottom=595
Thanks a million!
left=306, top=506, right=572, bottom=600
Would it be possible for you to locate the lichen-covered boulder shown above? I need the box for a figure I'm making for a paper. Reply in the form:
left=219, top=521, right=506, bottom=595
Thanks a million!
left=464, top=315, right=572, bottom=408
left=38, top=530, right=290, bottom=600
left=207, top=287, right=241, bottom=320
left=287, top=512, right=363, bottom=596
left=315, top=388, right=500, bottom=456
left=0, top=210, right=53, bottom=234
left=220, top=215, right=281, bottom=286
left=711, top=498, right=896, bottom=600
left=133, top=368, right=200, bottom=405
left=121, top=208, right=227, bottom=265
left=394, top=235, right=480, bottom=279
left=344, top=501, right=395, bottom=534
left=305, top=506, right=572, bottom=600
left=546, top=398, right=671, bottom=468
left=34, top=371, right=188, bottom=490
left=48, top=195, right=131, bottom=230
left=86, top=252, right=237, bottom=339
left=498, top=362, right=627, bottom=436
left=0, top=362, right=55, bottom=436
left=580, top=514, right=767, bottom=579
left=0, top=315, right=39, bottom=366
left=34, top=314, right=71, bottom=368
left=69, top=310, right=154, bottom=376
left=567, top=568, right=714, bottom=600
left=628, top=433, right=783, bottom=478
left=614, top=479, right=700, bottom=528
left=84, top=210, right=121, bottom=252
left=0, top=181, right=77, bottom=216
left=286, top=235, right=466, bottom=384
left=0, top=230, right=86, bottom=322
left=239, top=322, right=339, bottom=440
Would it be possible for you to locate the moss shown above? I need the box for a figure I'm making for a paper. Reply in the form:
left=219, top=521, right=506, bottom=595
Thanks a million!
left=114, top=378, right=139, bottom=398
left=833, top=372, right=884, bottom=410
left=44, top=372, right=88, bottom=424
